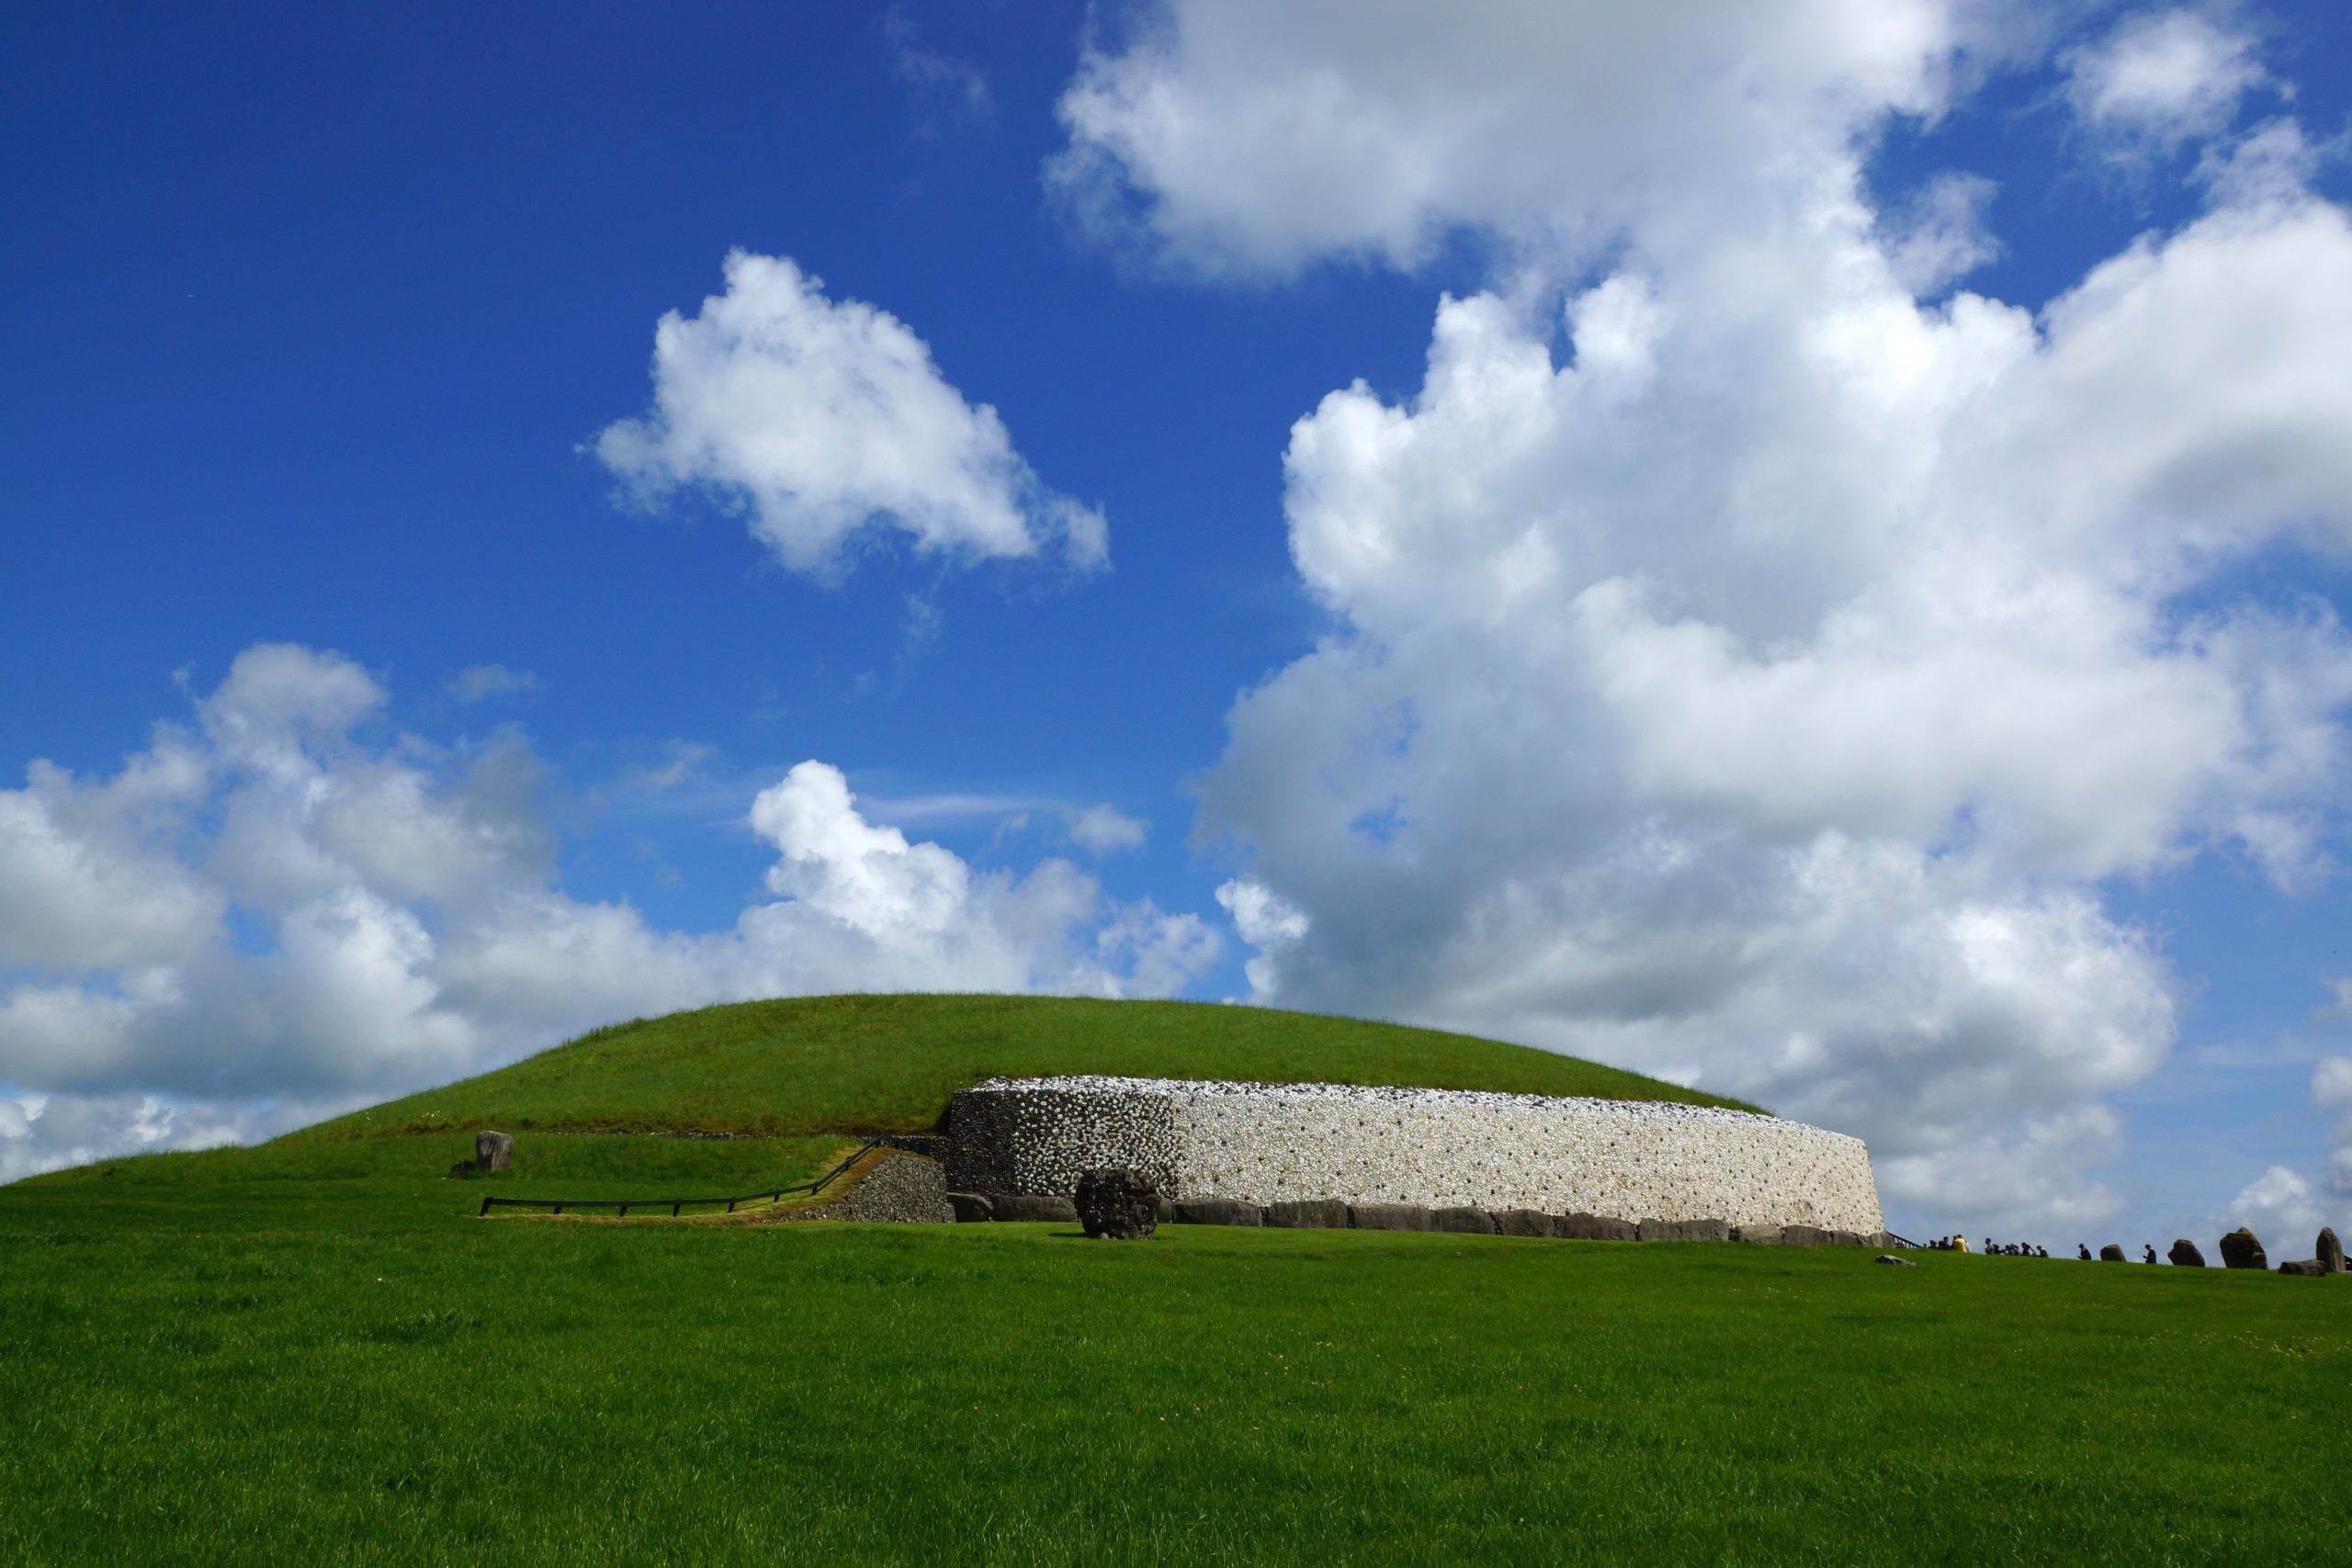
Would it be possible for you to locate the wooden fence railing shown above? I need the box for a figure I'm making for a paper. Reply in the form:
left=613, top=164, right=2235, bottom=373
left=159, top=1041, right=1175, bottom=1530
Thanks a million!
left=476, top=1137, right=886, bottom=1219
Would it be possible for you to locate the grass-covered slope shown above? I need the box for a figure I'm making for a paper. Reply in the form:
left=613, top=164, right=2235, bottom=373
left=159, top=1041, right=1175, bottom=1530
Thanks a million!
left=304, top=993, right=1757, bottom=1141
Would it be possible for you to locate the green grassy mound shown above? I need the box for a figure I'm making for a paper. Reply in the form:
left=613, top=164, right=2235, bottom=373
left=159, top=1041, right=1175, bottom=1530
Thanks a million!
left=303, top=993, right=1758, bottom=1143
left=2, top=1155, right=2346, bottom=1562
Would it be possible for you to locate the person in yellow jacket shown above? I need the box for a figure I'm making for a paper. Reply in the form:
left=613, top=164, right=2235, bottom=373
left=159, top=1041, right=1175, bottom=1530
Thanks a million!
left=1952, top=1235, right=1969, bottom=1253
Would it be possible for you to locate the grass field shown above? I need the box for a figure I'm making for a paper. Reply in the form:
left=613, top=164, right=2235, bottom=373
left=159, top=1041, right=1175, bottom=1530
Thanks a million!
left=6, top=998, right=2345, bottom=1562
left=301, top=993, right=1758, bottom=1143
left=5, top=1135, right=2348, bottom=1563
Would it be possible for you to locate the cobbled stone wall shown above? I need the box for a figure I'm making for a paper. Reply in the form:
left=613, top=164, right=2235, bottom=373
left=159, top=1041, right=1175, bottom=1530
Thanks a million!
left=944, top=1077, right=1883, bottom=1234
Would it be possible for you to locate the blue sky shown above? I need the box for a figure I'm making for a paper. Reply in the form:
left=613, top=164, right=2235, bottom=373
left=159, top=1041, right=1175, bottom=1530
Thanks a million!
left=6, top=2, right=2352, bottom=1250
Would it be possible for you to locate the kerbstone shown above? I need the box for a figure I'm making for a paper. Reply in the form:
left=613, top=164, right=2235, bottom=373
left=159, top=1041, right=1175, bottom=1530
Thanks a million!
left=1264, top=1200, right=1351, bottom=1229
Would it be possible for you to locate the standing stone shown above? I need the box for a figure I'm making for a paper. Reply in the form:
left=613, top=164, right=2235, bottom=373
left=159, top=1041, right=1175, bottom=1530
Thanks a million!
left=2219, top=1227, right=2267, bottom=1270
left=476, top=1130, right=514, bottom=1173
left=2098, top=1244, right=2126, bottom=1262
left=2168, top=1239, right=2206, bottom=1268
left=2319, top=1228, right=2344, bottom=1273
left=1073, top=1168, right=1158, bottom=1240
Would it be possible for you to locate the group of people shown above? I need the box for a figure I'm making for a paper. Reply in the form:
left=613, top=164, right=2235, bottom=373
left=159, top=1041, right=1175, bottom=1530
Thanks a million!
left=1925, top=1235, right=2053, bottom=1257
left=1925, top=1235, right=2168, bottom=1262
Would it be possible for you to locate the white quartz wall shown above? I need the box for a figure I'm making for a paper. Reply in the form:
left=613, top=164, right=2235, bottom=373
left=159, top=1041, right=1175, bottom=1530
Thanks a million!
left=944, top=1077, right=1884, bottom=1234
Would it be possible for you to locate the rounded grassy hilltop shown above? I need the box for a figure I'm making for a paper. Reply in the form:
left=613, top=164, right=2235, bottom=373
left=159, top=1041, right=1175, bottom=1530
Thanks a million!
left=303, top=993, right=1757, bottom=1141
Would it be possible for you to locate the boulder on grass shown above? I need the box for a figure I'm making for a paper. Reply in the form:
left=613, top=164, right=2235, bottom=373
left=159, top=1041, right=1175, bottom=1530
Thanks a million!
left=2098, top=1244, right=2127, bottom=1262
left=990, top=1193, right=1079, bottom=1224
left=1495, top=1209, right=1556, bottom=1238
left=1348, top=1202, right=1432, bottom=1231
left=1874, top=1254, right=1917, bottom=1267
left=946, top=1191, right=994, bottom=1224
left=2278, top=1258, right=2330, bottom=1278
left=446, top=1129, right=515, bottom=1179
left=1432, top=1206, right=1498, bottom=1235
left=1264, top=1199, right=1351, bottom=1229
left=1074, top=1168, right=1159, bottom=1240
left=1172, top=1199, right=1263, bottom=1227
left=2319, top=1227, right=2345, bottom=1273
left=2220, top=1227, right=2267, bottom=1270
left=2168, top=1239, right=2205, bottom=1268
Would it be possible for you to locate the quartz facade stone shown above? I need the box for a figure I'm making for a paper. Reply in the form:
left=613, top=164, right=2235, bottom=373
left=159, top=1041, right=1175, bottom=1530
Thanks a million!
left=943, top=1076, right=1884, bottom=1235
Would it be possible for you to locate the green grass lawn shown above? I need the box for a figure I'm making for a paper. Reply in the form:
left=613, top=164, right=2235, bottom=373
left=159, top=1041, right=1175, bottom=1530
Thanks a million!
left=5, top=1138, right=2346, bottom=1564
left=301, top=993, right=1758, bottom=1143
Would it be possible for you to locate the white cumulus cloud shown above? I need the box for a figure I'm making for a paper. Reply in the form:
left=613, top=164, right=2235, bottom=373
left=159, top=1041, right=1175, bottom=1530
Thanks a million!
left=596, top=251, right=1107, bottom=578
left=1069, top=1, right=2352, bottom=1235
left=0, top=645, right=1216, bottom=1178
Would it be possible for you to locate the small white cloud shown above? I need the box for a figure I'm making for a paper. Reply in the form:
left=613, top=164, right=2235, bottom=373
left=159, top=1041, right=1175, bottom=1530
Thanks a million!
left=447, top=664, right=540, bottom=705
left=595, top=252, right=1107, bottom=580
left=2064, top=10, right=2267, bottom=152
left=1068, top=804, right=1148, bottom=855
left=885, top=7, right=993, bottom=136
left=1881, top=173, right=2003, bottom=294
left=2230, top=1162, right=2324, bottom=1238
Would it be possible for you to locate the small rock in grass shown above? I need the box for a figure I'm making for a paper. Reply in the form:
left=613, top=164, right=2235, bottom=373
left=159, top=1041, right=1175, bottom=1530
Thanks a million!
left=2168, top=1239, right=2206, bottom=1268
left=2319, top=1228, right=2345, bottom=1273
left=1074, top=1168, right=1158, bottom=1240
left=990, top=1193, right=1080, bottom=1224
left=1264, top=1199, right=1350, bottom=1229
left=1431, top=1206, right=1497, bottom=1235
left=2099, top=1244, right=2126, bottom=1262
left=1347, top=1202, right=1432, bottom=1232
left=1874, top=1254, right=1916, bottom=1267
left=1172, top=1199, right=1263, bottom=1227
left=1495, top=1209, right=1555, bottom=1238
left=946, top=1191, right=994, bottom=1224
left=2278, top=1258, right=2331, bottom=1278
left=2220, top=1227, right=2267, bottom=1270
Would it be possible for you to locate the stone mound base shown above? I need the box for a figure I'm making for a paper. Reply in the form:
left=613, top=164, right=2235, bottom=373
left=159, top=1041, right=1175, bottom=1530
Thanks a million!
left=946, top=1076, right=1884, bottom=1234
